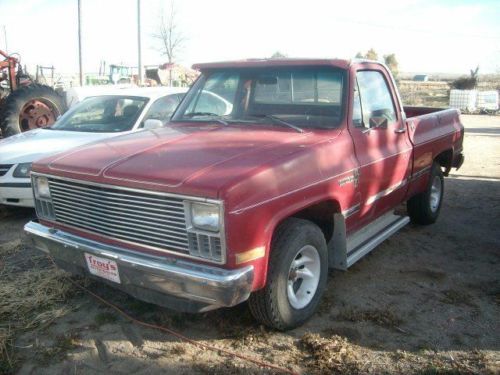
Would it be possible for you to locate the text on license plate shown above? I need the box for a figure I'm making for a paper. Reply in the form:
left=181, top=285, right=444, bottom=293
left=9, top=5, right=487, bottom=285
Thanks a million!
left=84, top=253, right=121, bottom=284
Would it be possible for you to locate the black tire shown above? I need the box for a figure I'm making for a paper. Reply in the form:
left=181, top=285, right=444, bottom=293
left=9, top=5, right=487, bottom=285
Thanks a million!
left=407, top=162, right=444, bottom=225
left=248, top=218, right=328, bottom=330
left=0, top=84, right=66, bottom=137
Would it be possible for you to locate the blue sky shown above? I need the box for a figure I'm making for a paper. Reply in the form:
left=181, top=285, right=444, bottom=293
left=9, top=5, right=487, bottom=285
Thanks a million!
left=1, top=0, right=499, bottom=76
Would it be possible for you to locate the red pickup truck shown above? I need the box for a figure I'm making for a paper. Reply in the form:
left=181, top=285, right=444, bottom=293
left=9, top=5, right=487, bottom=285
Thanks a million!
left=25, top=59, right=464, bottom=330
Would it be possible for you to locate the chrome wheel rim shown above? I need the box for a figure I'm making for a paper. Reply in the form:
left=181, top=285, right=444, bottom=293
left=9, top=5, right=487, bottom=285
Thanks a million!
left=430, top=176, right=442, bottom=213
left=287, top=245, right=321, bottom=309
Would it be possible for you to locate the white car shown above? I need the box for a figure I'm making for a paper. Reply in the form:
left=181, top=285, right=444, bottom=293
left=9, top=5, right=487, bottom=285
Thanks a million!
left=0, top=87, right=187, bottom=208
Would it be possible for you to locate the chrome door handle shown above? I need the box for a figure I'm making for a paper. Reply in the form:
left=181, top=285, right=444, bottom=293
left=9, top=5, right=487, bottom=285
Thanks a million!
left=394, top=127, right=406, bottom=133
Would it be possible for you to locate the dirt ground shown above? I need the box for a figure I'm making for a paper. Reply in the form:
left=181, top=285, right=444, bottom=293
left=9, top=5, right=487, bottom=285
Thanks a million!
left=0, top=115, right=499, bottom=374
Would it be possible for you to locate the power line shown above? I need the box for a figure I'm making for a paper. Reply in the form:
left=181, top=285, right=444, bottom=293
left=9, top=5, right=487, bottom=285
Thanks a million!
left=137, top=0, right=142, bottom=85
left=335, top=17, right=500, bottom=40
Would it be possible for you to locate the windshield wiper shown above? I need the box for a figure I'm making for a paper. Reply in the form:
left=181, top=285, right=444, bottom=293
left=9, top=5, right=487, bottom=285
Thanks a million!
left=183, top=112, right=228, bottom=126
left=250, top=114, right=304, bottom=133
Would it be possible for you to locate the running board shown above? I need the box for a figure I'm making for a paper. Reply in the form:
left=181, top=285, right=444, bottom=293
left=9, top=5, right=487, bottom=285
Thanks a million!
left=330, top=212, right=410, bottom=270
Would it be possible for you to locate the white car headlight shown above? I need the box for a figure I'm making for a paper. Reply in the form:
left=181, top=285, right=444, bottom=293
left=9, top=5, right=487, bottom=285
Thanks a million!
left=34, top=176, right=51, bottom=200
left=13, top=163, right=32, bottom=178
left=190, top=202, right=220, bottom=232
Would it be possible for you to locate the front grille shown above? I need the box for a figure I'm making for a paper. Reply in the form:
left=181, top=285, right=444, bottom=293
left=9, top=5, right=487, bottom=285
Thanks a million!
left=188, top=232, right=222, bottom=261
left=48, top=177, right=191, bottom=255
left=0, top=164, right=13, bottom=177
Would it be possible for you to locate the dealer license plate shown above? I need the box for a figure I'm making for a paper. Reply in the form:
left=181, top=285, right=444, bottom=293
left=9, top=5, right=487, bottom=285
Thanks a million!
left=84, top=253, right=121, bottom=284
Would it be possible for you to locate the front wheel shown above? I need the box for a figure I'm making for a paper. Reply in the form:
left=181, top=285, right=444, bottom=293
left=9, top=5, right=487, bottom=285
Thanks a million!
left=248, top=218, right=328, bottom=330
left=407, top=162, right=444, bottom=225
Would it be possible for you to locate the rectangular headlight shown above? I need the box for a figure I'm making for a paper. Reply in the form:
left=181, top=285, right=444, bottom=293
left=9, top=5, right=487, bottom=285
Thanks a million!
left=13, top=163, right=32, bottom=178
left=189, top=202, right=220, bottom=232
left=34, top=176, right=51, bottom=200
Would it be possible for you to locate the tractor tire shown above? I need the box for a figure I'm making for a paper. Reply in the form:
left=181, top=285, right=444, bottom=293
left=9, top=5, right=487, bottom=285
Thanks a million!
left=0, top=84, right=66, bottom=137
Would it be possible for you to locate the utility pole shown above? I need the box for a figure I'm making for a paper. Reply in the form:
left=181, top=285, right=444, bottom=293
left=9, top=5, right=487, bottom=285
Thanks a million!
left=137, top=0, right=142, bottom=85
left=2, top=26, right=7, bottom=53
left=78, top=0, right=83, bottom=86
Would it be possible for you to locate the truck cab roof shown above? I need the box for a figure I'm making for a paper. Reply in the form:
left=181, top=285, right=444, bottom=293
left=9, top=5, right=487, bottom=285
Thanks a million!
left=192, top=58, right=386, bottom=71
left=192, top=58, right=352, bottom=71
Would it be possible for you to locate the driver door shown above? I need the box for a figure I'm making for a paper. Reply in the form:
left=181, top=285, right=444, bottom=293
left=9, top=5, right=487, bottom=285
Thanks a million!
left=349, top=68, right=412, bottom=224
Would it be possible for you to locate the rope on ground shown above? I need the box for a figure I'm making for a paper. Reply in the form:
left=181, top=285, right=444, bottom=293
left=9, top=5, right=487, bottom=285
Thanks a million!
left=48, top=256, right=298, bottom=375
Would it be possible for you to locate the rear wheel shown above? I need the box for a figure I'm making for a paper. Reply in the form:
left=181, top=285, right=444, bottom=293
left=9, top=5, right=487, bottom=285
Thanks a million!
left=407, top=162, right=444, bottom=225
left=0, top=84, right=66, bottom=137
left=248, top=218, right=328, bottom=330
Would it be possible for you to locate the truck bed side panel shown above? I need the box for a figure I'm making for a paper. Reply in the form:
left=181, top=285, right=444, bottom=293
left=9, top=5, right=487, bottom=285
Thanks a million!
left=405, top=108, right=463, bottom=199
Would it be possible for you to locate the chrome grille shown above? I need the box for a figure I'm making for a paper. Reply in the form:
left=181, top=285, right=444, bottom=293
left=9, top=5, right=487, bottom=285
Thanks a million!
left=0, top=164, right=13, bottom=177
left=48, top=178, right=190, bottom=255
left=188, top=233, right=222, bottom=261
left=35, top=199, right=55, bottom=221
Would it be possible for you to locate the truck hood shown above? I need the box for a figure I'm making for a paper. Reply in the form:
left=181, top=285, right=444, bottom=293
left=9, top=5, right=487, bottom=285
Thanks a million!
left=34, top=124, right=332, bottom=198
left=0, top=128, right=120, bottom=165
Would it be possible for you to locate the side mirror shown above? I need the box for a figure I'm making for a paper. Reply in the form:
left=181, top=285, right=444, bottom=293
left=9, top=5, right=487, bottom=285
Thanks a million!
left=144, top=119, right=163, bottom=130
left=369, top=116, right=388, bottom=129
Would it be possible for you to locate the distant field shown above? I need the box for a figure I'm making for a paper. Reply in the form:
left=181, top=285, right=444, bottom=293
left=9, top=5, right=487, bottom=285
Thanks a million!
left=398, top=78, right=500, bottom=108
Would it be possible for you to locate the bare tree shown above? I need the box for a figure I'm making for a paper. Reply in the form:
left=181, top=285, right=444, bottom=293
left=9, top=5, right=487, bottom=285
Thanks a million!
left=153, top=1, right=186, bottom=64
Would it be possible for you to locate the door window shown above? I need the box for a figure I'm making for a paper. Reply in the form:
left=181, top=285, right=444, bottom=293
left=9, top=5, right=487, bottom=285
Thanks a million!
left=355, top=71, right=396, bottom=128
left=352, top=79, right=363, bottom=127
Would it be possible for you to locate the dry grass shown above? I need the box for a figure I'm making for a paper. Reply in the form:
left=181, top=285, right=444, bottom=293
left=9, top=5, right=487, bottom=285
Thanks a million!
left=169, top=343, right=186, bottom=356
left=0, top=239, right=21, bottom=262
left=297, top=334, right=493, bottom=375
left=0, top=240, right=76, bottom=372
left=390, top=349, right=492, bottom=374
left=398, top=81, right=450, bottom=107
left=192, top=359, right=279, bottom=375
left=299, top=333, right=362, bottom=374
left=0, top=327, right=13, bottom=373
left=0, top=267, right=74, bottom=327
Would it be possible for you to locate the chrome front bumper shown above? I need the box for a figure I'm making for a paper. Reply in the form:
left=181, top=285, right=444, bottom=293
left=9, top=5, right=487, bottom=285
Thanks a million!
left=24, top=221, right=254, bottom=312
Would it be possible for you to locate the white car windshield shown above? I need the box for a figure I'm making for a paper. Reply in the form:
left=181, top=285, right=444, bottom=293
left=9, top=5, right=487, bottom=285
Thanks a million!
left=50, top=96, right=148, bottom=133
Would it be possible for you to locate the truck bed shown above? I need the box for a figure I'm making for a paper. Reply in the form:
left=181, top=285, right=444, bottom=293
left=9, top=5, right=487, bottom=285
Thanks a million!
left=404, top=105, right=464, bottom=198
left=404, top=106, right=447, bottom=118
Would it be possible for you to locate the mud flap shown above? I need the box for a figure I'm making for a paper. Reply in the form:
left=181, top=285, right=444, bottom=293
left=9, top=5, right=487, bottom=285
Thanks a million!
left=329, top=213, right=348, bottom=270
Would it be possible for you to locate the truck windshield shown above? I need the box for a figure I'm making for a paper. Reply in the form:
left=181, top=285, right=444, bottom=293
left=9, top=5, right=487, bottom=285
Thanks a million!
left=172, top=67, right=345, bottom=129
left=50, top=96, right=148, bottom=133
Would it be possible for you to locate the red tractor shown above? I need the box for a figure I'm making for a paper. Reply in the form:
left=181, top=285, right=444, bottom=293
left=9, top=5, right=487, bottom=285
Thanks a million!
left=0, top=49, right=66, bottom=138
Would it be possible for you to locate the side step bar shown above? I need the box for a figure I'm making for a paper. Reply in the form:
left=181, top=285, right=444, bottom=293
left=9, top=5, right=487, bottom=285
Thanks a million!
left=330, top=212, right=410, bottom=270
